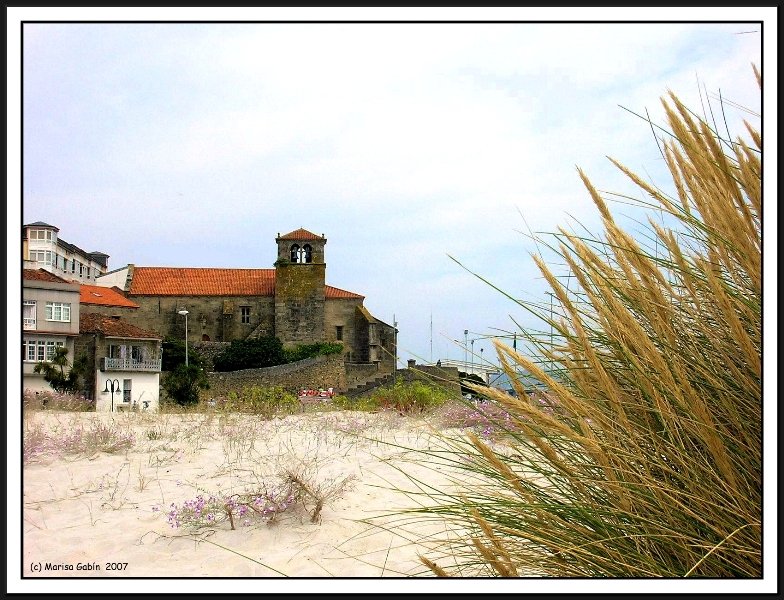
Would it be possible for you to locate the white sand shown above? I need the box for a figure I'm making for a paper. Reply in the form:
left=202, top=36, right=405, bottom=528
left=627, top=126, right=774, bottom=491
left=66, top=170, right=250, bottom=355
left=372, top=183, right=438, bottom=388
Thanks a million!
left=20, top=409, right=478, bottom=592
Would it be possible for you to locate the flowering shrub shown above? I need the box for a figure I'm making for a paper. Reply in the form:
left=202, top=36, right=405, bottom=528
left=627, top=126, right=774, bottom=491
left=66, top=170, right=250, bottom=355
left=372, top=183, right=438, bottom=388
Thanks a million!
left=437, top=399, right=522, bottom=438
left=23, top=420, right=136, bottom=463
left=166, top=487, right=300, bottom=530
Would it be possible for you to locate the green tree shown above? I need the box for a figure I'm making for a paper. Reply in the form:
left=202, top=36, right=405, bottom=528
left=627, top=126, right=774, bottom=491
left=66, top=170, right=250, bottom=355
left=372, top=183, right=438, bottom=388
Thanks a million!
left=162, top=337, right=202, bottom=372
left=212, top=337, right=286, bottom=372
left=162, top=364, right=210, bottom=406
left=33, top=346, right=87, bottom=394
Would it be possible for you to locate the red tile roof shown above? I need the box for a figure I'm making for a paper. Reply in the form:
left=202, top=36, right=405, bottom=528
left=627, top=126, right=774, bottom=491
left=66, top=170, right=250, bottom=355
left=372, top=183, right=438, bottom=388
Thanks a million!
left=127, top=267, right=364, bottom=299
left=129, top=267, right=276, bottom=296
left=23, top=268, right=71, bottom=283
left=80, top=313, right=161, bottom=339
left=326, top=285, right=364, bottom=299
left=278, top=228, right=324, bottom=241
left=80, top=284, right=139, bottom=308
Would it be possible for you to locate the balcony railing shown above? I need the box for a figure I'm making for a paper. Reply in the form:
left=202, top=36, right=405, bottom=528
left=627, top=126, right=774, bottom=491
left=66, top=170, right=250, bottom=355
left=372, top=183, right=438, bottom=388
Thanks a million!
left=101, top=357, right=162, bottom=372
left=24, top=319, right=36, bottom=330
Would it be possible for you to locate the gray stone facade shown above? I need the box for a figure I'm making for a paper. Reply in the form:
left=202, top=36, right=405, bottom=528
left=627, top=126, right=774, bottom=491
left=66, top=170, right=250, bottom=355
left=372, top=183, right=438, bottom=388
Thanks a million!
left=106, top=229, right=397, bottom=375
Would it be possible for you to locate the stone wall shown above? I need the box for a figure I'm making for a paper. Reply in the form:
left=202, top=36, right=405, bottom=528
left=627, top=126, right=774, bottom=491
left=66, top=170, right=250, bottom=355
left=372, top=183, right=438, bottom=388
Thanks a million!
left=127, top=295, right=275, bottom=343
left=204, top=352, right=346, bottom=398
left=399, top=361, right=461, bottom=396
left=345, top=362, right=381, bottom=387
left=190, top=341, right=230, bottom=372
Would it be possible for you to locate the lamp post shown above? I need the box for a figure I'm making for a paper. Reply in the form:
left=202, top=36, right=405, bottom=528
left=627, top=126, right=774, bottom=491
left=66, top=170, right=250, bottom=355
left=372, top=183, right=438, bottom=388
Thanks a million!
left=178, top=309, right=189, bottom=367
left=103, top=378, right=121, bottom=413
left=464, top=329, right=468, bottom=371
left=470, top=338, right=475, bottom=375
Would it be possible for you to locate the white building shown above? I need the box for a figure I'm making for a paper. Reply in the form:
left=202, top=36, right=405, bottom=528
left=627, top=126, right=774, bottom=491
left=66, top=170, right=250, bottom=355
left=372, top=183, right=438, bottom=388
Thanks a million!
left=23, top=221, right=109, bottom=283
left=77, top=313, right=162, bottom=412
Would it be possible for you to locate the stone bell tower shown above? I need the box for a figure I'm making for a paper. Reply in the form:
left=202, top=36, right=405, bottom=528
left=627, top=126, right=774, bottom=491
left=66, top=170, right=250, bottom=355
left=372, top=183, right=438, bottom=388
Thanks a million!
left=274, top=228, right=327, bottom=346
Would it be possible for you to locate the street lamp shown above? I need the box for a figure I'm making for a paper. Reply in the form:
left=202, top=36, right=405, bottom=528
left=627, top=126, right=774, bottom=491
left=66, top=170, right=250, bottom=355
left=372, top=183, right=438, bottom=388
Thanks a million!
left=470, top=338, right=475, bottom=375
left=103, top=378, right=121, bottom=412
left=178, top=309, right=189, bottom=367
left=464, top=329, right=468, bottom=370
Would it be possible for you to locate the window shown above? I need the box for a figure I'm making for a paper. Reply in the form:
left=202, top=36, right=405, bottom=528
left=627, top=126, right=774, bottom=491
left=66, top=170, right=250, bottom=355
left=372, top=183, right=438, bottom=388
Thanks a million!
left=23, top=300, right=36, bottom=330
left=335, top=325, right=344, bottom=341
left=290, top=244, right=300, bottom=263
left=123, top=379, right=132, bottom=403
left=29, top=229, right=53, bottom=241
left=303, top=244, right=312, bottom=263
left=45, top=302, right=71, bottom=322
left=29, top=250, right=53, bottom=265
left=23, top=339, right=64, bottom=362
left=241, top=306, right=251, bottom=324
left=71, top=260, right=76, bottom=273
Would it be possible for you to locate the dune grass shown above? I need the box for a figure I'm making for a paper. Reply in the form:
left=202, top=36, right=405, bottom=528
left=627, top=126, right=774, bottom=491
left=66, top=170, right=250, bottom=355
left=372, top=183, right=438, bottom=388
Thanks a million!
left=401, top=71, right=762, bottom=577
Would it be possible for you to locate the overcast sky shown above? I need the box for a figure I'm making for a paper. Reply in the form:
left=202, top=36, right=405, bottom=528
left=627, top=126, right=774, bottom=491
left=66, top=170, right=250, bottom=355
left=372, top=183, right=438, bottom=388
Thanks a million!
left=7, top=7, right=777, bottom=595
left=12, top=9, right=768, bottom=369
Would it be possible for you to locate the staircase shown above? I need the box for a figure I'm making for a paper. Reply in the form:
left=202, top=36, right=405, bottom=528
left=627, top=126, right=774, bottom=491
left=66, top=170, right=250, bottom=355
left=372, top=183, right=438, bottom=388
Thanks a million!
left=342, top=372, right=397, bottom=398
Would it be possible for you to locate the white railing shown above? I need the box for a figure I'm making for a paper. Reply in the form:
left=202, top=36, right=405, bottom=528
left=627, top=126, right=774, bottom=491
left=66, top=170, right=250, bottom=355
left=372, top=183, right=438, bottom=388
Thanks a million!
left=24, top=319, right=36, bottom=330
left=102, top=357, right=162, bottom=372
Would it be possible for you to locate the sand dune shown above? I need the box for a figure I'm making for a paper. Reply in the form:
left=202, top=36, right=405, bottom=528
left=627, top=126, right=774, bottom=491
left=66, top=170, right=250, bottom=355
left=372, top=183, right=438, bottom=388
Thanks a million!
left=21, top=409, right=479, bottom=592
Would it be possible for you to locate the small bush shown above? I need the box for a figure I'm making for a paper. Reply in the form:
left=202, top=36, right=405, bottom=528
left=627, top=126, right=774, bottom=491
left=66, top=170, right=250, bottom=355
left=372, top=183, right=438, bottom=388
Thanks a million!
left=220, top=386, right=300, bottom=417
left=369, top=380, right=451, bottom=414
left=284, top=342, right=344, bottom=363
left=331, top=395, right=381, bottom=412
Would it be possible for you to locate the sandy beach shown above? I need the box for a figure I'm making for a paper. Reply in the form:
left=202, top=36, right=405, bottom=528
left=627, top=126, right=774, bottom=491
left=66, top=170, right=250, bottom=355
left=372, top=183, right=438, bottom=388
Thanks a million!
left=20, top=408, right=483, bottom=591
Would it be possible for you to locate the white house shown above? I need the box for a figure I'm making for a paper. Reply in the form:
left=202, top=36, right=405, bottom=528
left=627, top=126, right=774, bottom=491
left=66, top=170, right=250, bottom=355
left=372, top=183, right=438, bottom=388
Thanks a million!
left=77, top=313, right=163, bottom=412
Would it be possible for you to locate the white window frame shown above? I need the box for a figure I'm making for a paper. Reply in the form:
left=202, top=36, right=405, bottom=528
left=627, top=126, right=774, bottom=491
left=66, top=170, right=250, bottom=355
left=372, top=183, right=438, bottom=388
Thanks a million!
left=23, top=300, right=36, bottom=330
left=45, top=302, right=71, bottom=322
left=24, top=338, right=64, bottom=362
left=241, top=306, right=251, bottom=324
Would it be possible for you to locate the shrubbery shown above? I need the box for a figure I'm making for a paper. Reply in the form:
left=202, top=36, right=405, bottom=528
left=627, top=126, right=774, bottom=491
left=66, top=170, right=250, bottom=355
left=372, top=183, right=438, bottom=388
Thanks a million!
left=369, top=380, right=451, bottom=414
left=212, top=337, right=286, bottom=372
left=212, top=337, right=344, bottom=372
left=219, top=386, right=300, bottom=417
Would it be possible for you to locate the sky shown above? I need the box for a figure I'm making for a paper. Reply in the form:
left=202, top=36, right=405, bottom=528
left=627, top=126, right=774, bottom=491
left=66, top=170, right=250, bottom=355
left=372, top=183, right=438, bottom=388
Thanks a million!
left=7, top=7, right=778, bottom=595
left=12, top=10, right=770, bottom=370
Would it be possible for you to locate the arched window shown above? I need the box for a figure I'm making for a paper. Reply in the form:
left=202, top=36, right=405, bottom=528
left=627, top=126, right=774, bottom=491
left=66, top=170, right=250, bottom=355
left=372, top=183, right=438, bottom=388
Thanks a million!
left=303, top=244, right=312, bottom=263
left=290, top=244, right=300, bottom=263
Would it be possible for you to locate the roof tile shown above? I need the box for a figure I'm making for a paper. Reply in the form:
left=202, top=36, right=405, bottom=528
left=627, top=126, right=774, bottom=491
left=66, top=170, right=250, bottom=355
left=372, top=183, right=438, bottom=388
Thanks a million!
left=23, top=268, right=71, bottom=283
left=80, top=313, right=161, bottom=339
left=278, top=228, right=324, bottom=241
left=80, top=284, right=139, bottom=308
left=129, top=267, right=276, bottom=296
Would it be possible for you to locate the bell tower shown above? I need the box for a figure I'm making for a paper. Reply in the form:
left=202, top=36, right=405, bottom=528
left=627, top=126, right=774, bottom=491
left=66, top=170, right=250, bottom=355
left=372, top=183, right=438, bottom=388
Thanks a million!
left=274, top=228, right=327, bottom=345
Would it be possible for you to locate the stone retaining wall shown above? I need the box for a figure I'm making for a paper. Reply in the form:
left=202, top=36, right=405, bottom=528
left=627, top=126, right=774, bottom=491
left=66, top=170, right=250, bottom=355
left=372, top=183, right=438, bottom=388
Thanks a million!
left=204, top=352, right=346, bottom=398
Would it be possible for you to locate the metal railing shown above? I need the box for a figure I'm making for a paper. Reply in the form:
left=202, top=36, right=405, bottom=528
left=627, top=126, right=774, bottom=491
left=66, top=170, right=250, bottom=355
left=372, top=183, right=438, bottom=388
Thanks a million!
left=102, top=357, right=162, bottom=372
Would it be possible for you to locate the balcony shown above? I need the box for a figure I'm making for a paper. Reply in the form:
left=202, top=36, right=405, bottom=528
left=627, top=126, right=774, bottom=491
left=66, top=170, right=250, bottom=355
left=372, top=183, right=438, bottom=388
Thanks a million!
left=24, top=319, right=36, bottom=330
left=101, top=357, right=162, bottom=372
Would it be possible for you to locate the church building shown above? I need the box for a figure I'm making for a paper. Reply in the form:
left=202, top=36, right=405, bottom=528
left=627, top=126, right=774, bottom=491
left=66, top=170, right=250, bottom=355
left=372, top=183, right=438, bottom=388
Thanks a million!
left=95, top=228, right=397, bottom=372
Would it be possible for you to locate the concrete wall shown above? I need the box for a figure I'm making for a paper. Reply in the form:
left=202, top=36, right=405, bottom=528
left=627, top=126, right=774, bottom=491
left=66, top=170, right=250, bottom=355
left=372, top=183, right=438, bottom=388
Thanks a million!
left=205, top=353, right=346, bottom=398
